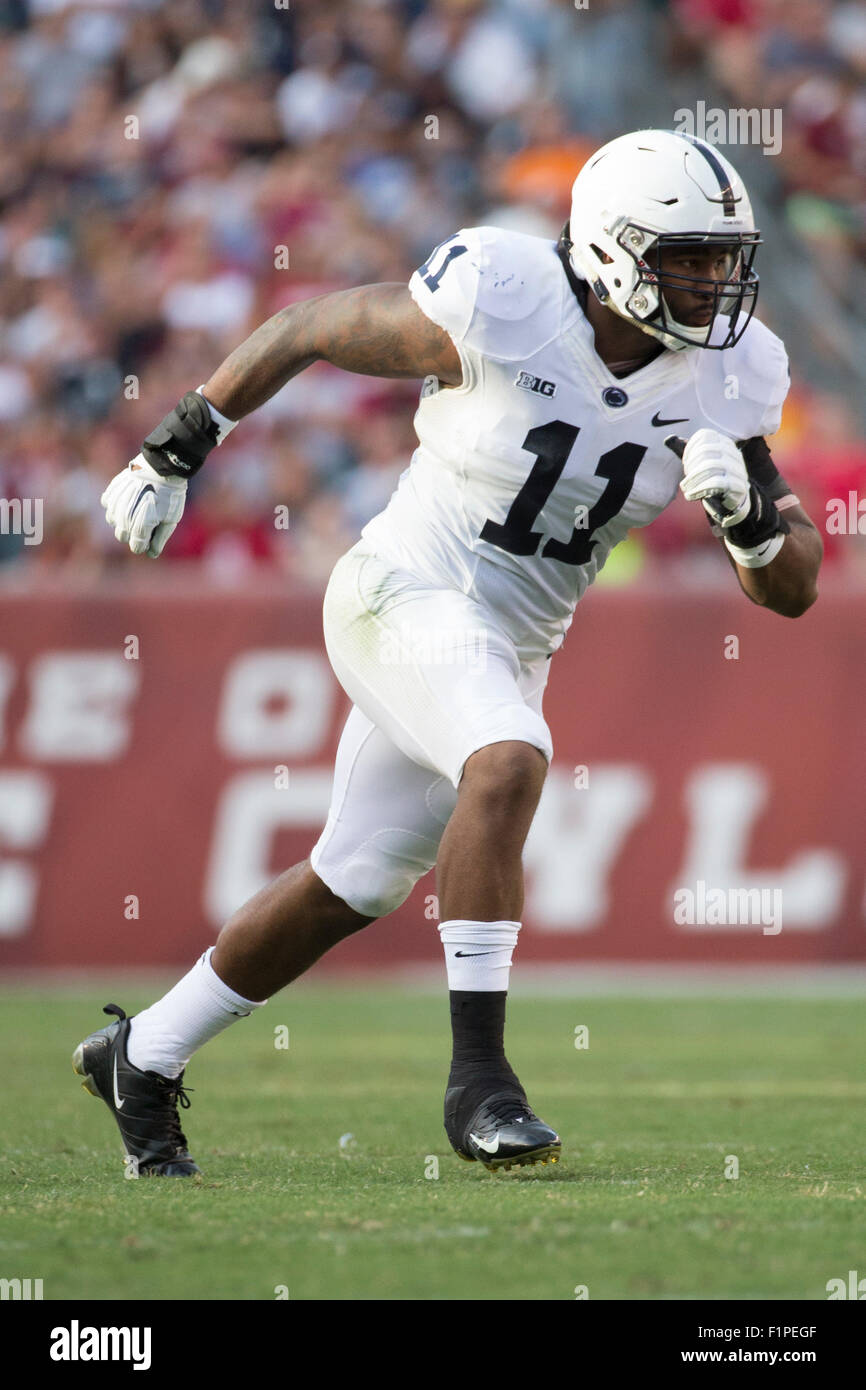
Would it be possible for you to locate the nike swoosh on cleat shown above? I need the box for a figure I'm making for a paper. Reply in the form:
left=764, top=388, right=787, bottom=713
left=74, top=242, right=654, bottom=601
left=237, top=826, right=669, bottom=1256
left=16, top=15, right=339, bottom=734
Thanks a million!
left=113, top=1056, right=125, bottom=1110
left=470, top=1133, right=500, bottom=1154
left=651, top=412, right=689, bottom=427
left=454, top=950, right=497, bottom=957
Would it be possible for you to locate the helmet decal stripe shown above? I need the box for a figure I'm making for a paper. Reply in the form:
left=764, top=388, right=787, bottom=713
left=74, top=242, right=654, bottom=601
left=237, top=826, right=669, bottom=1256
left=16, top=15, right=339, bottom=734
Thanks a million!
left=678, top=133, right=737, bottom=216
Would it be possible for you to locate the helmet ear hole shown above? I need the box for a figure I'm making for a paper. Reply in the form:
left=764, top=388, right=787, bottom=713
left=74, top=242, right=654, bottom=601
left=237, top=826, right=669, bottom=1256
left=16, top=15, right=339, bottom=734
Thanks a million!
left=590, top=243, right=614, bottom=265
left=613, top=278, right=621, bottom=288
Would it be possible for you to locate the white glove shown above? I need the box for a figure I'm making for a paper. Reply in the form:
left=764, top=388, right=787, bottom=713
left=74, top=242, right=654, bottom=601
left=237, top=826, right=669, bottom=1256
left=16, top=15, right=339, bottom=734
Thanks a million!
left=678, top=428, right=751, bottom=528
left=100, top=454, right=187, bottom=558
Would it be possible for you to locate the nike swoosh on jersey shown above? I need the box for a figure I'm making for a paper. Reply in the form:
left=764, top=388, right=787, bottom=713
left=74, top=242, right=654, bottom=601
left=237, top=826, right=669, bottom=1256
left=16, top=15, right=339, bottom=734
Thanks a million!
left=651, top=412, right=689, bottom=427
left=113, top=1056, right=125, bottom=1110
left=470, top=1133, right=500, bottom=1154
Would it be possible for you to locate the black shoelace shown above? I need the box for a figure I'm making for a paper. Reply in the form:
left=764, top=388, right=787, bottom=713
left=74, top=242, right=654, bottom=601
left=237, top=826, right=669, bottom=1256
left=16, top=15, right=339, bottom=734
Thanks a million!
left=482, top=1094, right=535, bottom=1125
left=147, top=1071, right=194, bottom=1153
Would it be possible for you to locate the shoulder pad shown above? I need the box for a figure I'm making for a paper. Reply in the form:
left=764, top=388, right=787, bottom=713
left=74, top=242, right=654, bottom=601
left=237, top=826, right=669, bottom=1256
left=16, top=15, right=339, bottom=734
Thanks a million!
left=409, top=226, right=567, bottom=362
left=696, top=316, right=790, bottom=438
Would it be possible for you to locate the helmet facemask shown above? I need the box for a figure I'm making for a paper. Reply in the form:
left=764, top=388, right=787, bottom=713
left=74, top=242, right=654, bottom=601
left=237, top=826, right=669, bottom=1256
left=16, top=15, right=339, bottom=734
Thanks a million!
left=622, top=225, right=761, bottom=350
left=575, top=218, right=761, bottom=352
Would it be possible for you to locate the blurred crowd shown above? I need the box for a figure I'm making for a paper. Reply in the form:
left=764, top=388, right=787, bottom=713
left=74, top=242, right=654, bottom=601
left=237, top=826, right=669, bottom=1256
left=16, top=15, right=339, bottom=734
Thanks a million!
left=0, top=0, right=864, bottom=586
left=673, top=0, right=866, bottom=282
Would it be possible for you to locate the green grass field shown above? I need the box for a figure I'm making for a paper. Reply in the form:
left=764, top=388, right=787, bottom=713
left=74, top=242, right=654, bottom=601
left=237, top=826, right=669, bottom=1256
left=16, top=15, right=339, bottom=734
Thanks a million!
left=1, top=982, right=864, bottom=1301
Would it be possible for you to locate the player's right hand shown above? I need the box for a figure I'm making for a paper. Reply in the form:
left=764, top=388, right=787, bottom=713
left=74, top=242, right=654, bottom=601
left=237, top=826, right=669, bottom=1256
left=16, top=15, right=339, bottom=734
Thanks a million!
left=100, top=454, right=187, bottom=558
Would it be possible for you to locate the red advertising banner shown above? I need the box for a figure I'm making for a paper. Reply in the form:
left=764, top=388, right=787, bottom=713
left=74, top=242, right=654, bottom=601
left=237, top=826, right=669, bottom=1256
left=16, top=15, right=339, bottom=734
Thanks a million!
left=0, top=583, right=863, bottom=969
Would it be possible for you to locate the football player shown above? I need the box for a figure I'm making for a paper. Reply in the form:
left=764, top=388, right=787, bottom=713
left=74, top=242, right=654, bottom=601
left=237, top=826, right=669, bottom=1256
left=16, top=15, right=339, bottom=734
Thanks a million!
left=74, top=130, right=821, bottom=1175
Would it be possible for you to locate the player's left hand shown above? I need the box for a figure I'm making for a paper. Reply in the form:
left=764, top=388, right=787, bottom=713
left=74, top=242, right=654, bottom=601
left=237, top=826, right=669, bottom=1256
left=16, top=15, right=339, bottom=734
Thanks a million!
left=100, top=454, right=188, bottom=558
left=673, top=428, right=751, bottom=527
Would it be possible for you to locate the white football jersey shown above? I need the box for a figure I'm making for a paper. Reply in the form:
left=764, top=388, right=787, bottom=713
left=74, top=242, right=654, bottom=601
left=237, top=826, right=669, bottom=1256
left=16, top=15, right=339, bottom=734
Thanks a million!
left=360, top=225, right=790, bottom=662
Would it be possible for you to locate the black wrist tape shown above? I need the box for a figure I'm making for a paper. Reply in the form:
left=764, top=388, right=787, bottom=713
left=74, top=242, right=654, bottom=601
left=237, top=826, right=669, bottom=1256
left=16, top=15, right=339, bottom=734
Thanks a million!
left=142, top=391, right=220, bottom=479
left=710, top=482, right=790, bottom=548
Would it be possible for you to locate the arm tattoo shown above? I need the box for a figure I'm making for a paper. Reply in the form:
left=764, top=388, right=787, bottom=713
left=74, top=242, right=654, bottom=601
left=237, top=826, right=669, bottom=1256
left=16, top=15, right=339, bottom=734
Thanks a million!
left=203, top=283, right=462, bottom=419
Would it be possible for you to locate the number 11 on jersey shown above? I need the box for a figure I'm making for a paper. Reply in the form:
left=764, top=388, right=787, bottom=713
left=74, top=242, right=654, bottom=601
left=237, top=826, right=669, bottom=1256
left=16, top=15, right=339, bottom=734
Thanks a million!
left=480, top=420, right=646, bottom=566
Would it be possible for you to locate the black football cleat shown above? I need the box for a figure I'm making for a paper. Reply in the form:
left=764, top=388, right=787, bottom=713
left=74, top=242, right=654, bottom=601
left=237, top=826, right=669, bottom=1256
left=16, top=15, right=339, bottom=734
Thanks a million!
left=72, top=1003, right=200, bottom=1177
left=444, top=1079, right=561, bottom=1172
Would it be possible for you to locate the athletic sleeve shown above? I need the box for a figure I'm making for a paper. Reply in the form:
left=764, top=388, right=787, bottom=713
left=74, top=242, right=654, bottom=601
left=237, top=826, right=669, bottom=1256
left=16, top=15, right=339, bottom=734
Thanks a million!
left=739, top=436, right=800, bottom=511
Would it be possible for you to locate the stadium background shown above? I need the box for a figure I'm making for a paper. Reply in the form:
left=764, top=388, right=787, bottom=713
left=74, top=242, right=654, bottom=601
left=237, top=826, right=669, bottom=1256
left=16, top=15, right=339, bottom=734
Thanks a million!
left=1, top=0, right=865, bottom=973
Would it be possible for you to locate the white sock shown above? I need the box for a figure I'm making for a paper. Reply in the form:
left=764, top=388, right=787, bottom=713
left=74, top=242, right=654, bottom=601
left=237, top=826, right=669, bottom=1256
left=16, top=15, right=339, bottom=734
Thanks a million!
left=127, top=948, right=267, bottom=1079
left=438, top=919, right=521, bottom=992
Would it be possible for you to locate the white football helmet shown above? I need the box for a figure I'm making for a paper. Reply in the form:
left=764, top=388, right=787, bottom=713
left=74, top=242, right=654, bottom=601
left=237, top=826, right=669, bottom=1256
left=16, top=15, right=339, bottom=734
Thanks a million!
left=564, top=129, right=760, bottom=351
